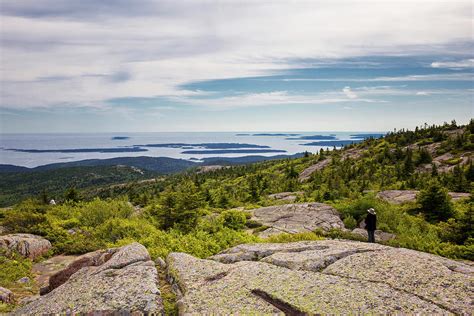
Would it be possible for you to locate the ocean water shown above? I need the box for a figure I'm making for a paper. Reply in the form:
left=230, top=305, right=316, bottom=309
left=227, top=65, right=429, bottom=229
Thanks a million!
left=0, top=132, right=381, bottom=168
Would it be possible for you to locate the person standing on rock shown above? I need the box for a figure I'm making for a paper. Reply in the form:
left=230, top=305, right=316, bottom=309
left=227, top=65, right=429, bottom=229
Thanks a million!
left=365, top=208, right=377, bottom=243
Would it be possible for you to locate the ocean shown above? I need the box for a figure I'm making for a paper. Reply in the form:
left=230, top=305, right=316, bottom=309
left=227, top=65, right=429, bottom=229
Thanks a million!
left=0, top=132, right=383, bottom=167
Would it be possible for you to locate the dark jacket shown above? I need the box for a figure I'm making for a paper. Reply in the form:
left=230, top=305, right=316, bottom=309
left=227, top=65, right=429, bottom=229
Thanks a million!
left=365, top=213, right=377, bottom=231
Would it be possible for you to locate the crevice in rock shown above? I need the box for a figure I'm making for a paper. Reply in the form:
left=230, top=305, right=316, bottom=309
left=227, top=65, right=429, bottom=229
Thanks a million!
left=322, top=271, right=455, bottom=314
left=251, top=289, right=307, bottom=316
left=157, top=264, right=178, bottom=315
left=311, top=249, right=384, bottom=272
left=92, top=257, right=149, bottom=275
left=254, top=245, right=331, bottom=262
left=441, top=263, right=474, bottom=275
left=204, top=271, right=229, bottom=282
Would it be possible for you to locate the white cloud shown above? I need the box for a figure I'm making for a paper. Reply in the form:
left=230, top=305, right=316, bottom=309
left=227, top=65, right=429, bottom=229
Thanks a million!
left=342, top=87, right=358, bottom=99
left=171, top=90, right=381, bottom=109
left=431, top=59, right=474, bottom=69
left=416, top=91, right=430, bottom=96
left=0, top=0, right=473, bottom=109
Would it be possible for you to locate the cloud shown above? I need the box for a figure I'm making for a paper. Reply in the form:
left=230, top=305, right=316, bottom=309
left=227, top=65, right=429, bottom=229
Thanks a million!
left=416, top=91, right=430, bottom=96
left=0, top=0, right=473, bottom=109
left=170, top=90, right=381, bottom=109
left=431, top=59, right=474, bottom=69
left=270, top=73, right=474, bottom=83
left=342, top=87, right=358, bottom=99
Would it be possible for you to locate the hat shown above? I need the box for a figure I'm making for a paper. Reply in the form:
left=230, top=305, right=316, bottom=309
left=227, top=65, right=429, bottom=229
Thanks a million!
left=367, top=208, right=376, bottom=215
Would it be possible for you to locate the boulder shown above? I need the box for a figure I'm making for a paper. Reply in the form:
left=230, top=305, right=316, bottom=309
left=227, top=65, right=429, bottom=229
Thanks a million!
left=377, top=190, right=470, bottom=204
left=0, top=234, right=51, bottom=260
left=249, top=203, right=344, bottom=237
left=14, top=242, right=163, bottom=315
left=167, top=240, right=472, bottom=314
left=351, top=228, right=396, bottom=242
left=0, top=287, right=13, bottom=304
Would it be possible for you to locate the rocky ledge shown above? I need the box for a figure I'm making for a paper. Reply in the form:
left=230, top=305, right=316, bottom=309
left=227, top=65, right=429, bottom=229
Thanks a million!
left=377, top=189, right=470, bottom=204
left=248, top=202, right=345, bottom=237
left=168, top=240, right=473, bottom=314
left=14, top=242, right=163, bottom=315
left=0, top=234, right=52, bottom=260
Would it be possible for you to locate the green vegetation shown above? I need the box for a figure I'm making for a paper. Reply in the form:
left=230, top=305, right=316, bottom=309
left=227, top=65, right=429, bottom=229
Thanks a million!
left=0, top=165, right=158, bottom=207
left=0, top=250, right=36, bottom=312
left=0, top=120, right=473, bottom=294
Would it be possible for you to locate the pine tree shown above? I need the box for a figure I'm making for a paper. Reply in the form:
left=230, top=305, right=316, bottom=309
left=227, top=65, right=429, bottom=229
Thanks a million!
left=403, top=148, right=415, bottom=176
left=417, top=180, right=454, bottom=222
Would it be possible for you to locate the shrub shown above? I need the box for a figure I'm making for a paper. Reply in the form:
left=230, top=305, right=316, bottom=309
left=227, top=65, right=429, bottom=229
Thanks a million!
left=343, top=215, right=357, bottom=229
left=416, top=181, right=454, bottom=222
left=219, top=210, right=247, bottom=230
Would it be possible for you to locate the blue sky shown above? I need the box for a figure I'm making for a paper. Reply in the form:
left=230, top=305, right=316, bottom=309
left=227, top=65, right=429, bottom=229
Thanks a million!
left=0, top=0, right=473, bottom=132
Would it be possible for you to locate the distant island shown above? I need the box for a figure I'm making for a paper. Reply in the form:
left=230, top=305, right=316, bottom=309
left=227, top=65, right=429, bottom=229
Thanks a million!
left=111, top=136, right=130, bottom=140
left=181, top=149, right=287, bottom=154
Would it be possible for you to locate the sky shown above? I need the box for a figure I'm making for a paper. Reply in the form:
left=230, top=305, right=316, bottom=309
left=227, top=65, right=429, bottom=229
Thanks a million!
left=0, top=0, right=473, bottom=133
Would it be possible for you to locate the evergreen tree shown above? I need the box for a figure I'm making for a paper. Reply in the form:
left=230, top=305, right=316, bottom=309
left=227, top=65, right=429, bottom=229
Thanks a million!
left=416, top=148, right=432, bottom=165
left=417, top=180, right=454, bottom=222
left=403, top=149, right=415, bottom=176
left=64, top=187, right=80, bottom=203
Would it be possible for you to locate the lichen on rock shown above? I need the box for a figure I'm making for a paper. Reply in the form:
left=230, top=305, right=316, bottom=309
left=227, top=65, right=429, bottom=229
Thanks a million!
left=14, top=242, right=163, bottom=315
left=169, top=240, right=472, bottom=314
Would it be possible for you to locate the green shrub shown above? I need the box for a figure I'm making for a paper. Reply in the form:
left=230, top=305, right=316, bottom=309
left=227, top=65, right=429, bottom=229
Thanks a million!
left=0, top=251, right=32, bottom=288
left=219, top=210, right=247, bottom=230
left=444, top=157, right=462, bottom=165
left=246, top=219, right=263, bottom=228
left=416, top=180, right=454, bottom=222
left=343, top=215, right=357, bottom=229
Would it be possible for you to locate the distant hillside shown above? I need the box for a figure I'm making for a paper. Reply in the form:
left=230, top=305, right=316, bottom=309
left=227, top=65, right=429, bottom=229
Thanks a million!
left=0, top=154, right=305, bottom=206
left=0, top=164, right=30, bottom=173
left=0, top=165, right=157, bottom=207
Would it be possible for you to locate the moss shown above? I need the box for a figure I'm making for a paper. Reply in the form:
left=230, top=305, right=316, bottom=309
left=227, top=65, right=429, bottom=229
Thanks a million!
left=443, top=157, right=462, bottom=165
left=157, top=266, right=178, bottom=316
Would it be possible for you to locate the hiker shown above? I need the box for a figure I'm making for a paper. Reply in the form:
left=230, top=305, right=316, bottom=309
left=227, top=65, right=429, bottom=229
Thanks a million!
left=365, top=208, right=376, bottom=243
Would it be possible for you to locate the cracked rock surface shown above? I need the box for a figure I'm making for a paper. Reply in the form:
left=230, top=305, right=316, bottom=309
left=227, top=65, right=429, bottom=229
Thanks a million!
left=14, top=242, right=163, bottom=315
left=249, top=202, right=344, bottom=237
left=168, top=240, right=473, bottom=314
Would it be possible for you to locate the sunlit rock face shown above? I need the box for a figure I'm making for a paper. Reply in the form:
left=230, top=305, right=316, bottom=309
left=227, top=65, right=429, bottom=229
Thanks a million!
left=169, top=240, right=473, bottom=315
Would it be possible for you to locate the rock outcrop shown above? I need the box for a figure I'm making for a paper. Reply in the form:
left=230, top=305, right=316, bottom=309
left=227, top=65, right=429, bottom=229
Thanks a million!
left=299, top=148, right=364, bottom=182
left=14, top=242, right=163, bottom=315
left=268, top=191, right=304, bottom=201
left=249, top=203, right=344, bottom=237
left=0, top=234, right=51, bottom=260
left=377, top=189, right=470, bottom=204
left=168, top=240, right=473, bottom=314
left=298, top=159, right=331, bottom=182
